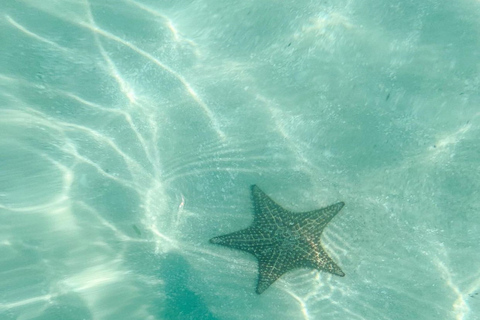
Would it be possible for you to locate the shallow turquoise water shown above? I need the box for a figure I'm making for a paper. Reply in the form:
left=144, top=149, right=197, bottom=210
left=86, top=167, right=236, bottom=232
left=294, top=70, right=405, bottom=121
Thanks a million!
left=1, top=0, right=480, bottom=319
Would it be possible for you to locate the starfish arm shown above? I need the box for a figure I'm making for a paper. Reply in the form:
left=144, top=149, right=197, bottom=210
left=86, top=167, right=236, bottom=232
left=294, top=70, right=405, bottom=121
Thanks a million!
left=210, top=227, right=273, bottom=254
left=251, top=185, right=288, bottom=224
left=300, top=201, right=345, bottom=233
left=255, top=250, right=288, bottom=294
left=306, top=245, right=345, bottom=277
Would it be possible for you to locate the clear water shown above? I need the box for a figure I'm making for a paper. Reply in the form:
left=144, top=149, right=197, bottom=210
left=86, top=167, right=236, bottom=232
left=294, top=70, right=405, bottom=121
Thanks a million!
left=1, top=0, right=479, bottom=319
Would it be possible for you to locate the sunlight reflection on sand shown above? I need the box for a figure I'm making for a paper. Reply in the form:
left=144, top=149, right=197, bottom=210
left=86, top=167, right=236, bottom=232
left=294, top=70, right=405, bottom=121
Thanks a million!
left=1, top=0, right=479, bottom=319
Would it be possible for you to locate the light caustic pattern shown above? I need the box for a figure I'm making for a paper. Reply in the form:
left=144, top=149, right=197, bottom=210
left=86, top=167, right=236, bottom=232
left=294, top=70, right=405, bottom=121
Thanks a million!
left=0, top=1, right=305, bottom=319
left=1, top=0, right=480, bottom=319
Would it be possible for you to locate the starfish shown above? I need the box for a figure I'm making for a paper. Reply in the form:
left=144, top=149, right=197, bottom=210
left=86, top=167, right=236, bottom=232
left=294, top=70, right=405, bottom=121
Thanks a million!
left=210, top=185, right=345, bottom=294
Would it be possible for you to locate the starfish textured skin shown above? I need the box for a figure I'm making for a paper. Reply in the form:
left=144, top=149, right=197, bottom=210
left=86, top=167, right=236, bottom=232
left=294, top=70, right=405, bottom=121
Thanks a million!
left=210, top=185, right=345, bottom=294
